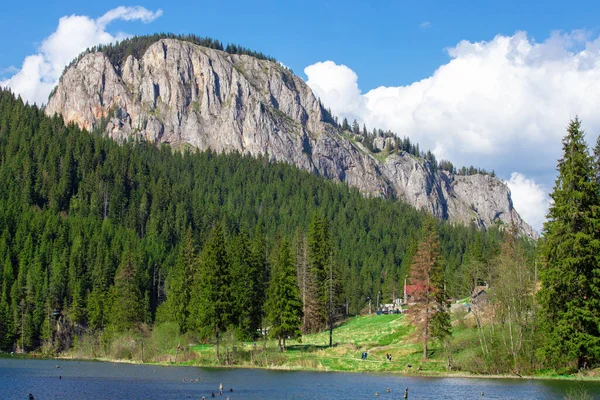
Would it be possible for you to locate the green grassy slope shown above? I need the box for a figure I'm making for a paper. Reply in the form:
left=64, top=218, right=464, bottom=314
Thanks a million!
left=190, top=314, right=450, bottom=373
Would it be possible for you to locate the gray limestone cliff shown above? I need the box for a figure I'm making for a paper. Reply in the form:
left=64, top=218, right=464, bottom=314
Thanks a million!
left=45, top=38, right=538, bottom=239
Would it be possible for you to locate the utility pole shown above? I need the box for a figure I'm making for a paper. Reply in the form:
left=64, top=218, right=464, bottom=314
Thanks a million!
left=377, top=291, right=381, bottom=310
left=367, top=297, right=371, bottom=314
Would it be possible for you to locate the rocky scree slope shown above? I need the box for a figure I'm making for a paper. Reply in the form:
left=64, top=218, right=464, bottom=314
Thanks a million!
left=45, top=38, right=537, bottom=238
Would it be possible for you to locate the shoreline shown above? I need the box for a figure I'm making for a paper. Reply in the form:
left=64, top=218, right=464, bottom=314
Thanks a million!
left=46, top=353, right=600, bottom=382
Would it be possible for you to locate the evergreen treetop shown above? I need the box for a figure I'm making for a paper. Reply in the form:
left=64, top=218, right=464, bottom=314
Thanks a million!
left=538, top=118, right=600, bottom=370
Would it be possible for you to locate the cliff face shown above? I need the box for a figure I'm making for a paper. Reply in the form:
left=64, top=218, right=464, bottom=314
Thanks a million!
left=46, top=38, right=537, bottom=239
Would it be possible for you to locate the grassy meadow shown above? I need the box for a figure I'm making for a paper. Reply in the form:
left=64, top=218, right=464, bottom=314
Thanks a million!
left=188, top=314, right=451, bottom=374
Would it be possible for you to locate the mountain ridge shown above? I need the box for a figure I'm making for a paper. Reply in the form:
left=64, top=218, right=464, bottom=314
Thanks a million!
left=45, top=37, right=538, bottom=239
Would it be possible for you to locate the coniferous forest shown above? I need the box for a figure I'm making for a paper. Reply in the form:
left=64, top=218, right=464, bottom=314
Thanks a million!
left=1, top=88, right=600, bottom=375
left=0, top=89, right=507, bottom=353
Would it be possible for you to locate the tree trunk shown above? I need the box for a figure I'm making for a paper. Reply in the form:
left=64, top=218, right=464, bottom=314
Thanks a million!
left=174, top=340, right=180, bottom=363
left=423, top=271, right=430, bottom=359
left=423, top=312, right=429, bottom=359
left=215, top=328, right=220, bottom=362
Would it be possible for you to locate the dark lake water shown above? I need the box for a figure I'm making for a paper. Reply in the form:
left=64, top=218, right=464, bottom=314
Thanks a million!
left=1, top=356, right=599, bottom=399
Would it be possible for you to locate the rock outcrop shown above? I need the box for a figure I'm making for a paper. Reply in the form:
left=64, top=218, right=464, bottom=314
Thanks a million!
left=46, top=38, right=537, bottom=238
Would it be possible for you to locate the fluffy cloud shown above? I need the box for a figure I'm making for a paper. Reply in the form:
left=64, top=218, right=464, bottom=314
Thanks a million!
left=305, top=61, right=366, bottom=122
left=504, top=172, right=550, bottom=232
left=0, top=6, right=162, bottom=106
left=305, top=30, right=600, bottom=231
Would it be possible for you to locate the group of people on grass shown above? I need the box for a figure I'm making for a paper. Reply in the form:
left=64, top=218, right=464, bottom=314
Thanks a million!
left=359, top=352, right=393, bottom=362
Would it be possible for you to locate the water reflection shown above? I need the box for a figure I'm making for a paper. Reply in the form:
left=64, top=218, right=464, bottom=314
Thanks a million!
left=1, top=357, right=599, bottom=399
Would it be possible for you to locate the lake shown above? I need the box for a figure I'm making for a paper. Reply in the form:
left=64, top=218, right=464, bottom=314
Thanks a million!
left=1, top=356, right=599, bottom=399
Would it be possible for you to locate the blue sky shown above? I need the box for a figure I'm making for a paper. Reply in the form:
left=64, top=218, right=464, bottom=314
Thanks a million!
left=2, top=1, right=600, bottom=231
left=3, top=1, right=600, bottom=90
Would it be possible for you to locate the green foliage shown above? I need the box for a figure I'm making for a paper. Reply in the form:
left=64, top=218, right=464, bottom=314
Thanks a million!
left=538, top=118, right=600, bottom=370
left=164, top=228, right=196, bottom=332
left=229, top=230, right=266, bottom=340
left=564, top=384, right=594, bottom=400
left=408, top=218, right=450, bottom=358
left=337, top=119, right=495, bottom=176
left=265, top=239, right=302, bottom=350
left=307, top=213, right=332, bottom=330
left=190, top=222, right=233, bottom=358
left=109, top=245, right=145, bottom=332
left=0, top=88, right=504, bottom=352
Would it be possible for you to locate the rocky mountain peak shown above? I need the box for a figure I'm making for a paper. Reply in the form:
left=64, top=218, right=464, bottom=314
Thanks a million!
left=45, top=37, right=538, bottom=239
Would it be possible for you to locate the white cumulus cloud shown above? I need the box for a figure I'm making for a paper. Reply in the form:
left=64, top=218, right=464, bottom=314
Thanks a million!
left=304, top=30, right=600, bottom=231
left=505, top=172, right=550, bottom=232
left=0, top=6, right=162, bottom=106
left=305, top=61, right=365, bottom=122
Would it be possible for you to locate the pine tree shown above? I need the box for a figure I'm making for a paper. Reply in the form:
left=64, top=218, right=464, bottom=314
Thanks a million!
left=352, top=119, right=360, bottom=135
left=342, top=118, right=350, bottom=131
left=538, top=118, right=600, bottom=370
left=593, top=135, right=600, bottom=186
left=307, top=213, right=331, bottom=332
left=295, top=229, right=318, bottom=335
left=192, top=222, right=232, bottom=361
left=165, top=228, right=196, bottom=332
left=408, top=218, right=447, bottom=359
left=109, top=246, right=144, bottom=332
left=86, top=288, right=106, bottom=331
left=265, top=239, right=302, bottom=351
left=0, top=257, right=13, bottom=349
left=229, top=231, right=265, bottom=340
left=248, top=227, right=268, bottom=336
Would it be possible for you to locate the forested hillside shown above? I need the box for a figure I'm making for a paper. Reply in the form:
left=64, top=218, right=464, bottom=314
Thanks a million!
left=0, top=89, right=507, bottom=352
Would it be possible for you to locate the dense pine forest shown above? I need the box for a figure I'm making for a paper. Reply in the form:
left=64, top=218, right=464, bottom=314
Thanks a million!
left=0, top=89, right=512, bottom=353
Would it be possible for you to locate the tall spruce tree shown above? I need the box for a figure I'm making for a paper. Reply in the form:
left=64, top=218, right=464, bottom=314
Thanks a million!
left=249, top=227, right=268, bottom=336
left=307, top=214, right=326, bottom=331
left=109, top=245, right=144, bottom=332
left=165, top=228, right=196, bottom=332
left=192, top=222, right=232, bottom=361
left=265, top=239, right=302, bottom=351
left=295, top=229, right=318, bottom=335
left=307, top=213, right=336, bottom=334
left=408, top=218, right=448, bottom=359
left=538, top=118, right=600, bottom=370
left=229, top=231, right=265, bottom=340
